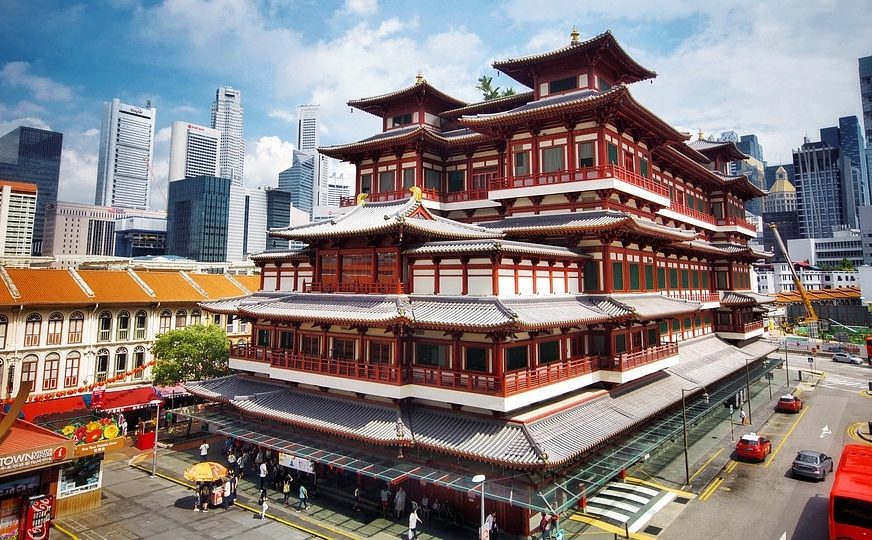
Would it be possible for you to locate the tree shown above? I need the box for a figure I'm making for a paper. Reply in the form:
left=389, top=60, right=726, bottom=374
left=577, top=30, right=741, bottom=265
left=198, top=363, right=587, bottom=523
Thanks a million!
left=151, top=324, right=230, bottom=386
left=476, top=75, right=516, bottom=101
left=839, top=258, right=855, bottom=271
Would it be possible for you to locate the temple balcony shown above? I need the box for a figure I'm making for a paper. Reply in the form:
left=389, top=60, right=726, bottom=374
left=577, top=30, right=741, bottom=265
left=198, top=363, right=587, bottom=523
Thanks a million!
left=715, top=320, right=764, bottom=340
left=303, top=281, right=405, bottom=294
left=339, top=187, right=443, bottom=207
left=488, top=164, right=670, bottom=206
left=658, top=200, right=718, bottom=231
left=715, top=216, right=757, bottom=235
left=598, top=342, right=680, bottom=384
left=659, top=290, right=721, bottom=308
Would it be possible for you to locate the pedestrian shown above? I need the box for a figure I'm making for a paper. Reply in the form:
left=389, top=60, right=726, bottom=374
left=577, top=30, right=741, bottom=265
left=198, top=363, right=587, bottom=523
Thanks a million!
left=259, top=460, right=268, bottom=491
left=380, top=486, right=391, bottom=517
left=222, top=477, right=232, bottom=510
left=296, top=483, right=309, bottom=511
left=227, top=451, right=237, bottom=473
left=420, top=494, right=430, bottom=520
left=408, top=505, right=421, bottom=539
left=194, top=482, right=202, bottom=512
left=118, top=413, right=128, bottom=436
left=199, top=441, right=209, bottom=462
left=394, top=486, right=406, bottom=519
left=258, top=492, right=268, bottom=520
left=200, top=484, right=210, bottom=512
left=485, top=511, right=497, bottom=540
left=282, top=477, right=292, bottom=505
left=353, top=485, right=361, bottom=511
left=223, top=437, right=233, bottom=455
left=739, top=408, right=747, bottom=425
left=229, top=474, right=238, bottom=506
left=539, top=512, right=551, bottom=540
left=237, top=451, right=247, bottom=476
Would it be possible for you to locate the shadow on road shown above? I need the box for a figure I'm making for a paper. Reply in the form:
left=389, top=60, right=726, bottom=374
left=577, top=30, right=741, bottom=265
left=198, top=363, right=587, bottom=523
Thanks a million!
left=791, top=494, right=828, bottom=540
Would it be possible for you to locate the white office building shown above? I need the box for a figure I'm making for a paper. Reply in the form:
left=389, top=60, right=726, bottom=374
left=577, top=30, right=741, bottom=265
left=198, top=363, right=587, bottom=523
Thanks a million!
left=95, top=99, right=156, bottom=209
left=297, top=104, right=320, bottom=153
left=0, top=181, right=37, bottom=256
left=211, top=87, right=245, bottom=185
left=168, top=122, right=221, bottom=181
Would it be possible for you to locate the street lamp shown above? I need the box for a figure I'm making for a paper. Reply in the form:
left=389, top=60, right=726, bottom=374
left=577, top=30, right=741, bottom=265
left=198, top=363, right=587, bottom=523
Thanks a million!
left=681, top=387, right=709, bottom=486
left=149, top=398, right=162, bottom=477
left=745, top=359, right=753, bottom=425
left=472, top=474, right=486, bottom=539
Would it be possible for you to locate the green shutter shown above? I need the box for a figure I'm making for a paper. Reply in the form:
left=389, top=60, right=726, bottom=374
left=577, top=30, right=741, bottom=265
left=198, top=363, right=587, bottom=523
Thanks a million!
left=612, top=262, right=624, bottom=290
left=644, top=265, right=654, bottom=289
left=692, top=270, right=700, bottom=289
left=681, top=269, right=689, bottom=288
left=629, top=264, right=640, bottom=290
left=583, top=261, right=600, bottom=291
left=657, top=268, right=666, bottom=289
left=669, top=268, right=678, bottom=288
left=607, top=143, right=619, bottom=165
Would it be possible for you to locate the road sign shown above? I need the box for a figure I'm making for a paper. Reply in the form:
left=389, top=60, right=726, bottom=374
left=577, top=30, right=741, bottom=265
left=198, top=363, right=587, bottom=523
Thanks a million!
left=808, top=357, right=814, bottom=364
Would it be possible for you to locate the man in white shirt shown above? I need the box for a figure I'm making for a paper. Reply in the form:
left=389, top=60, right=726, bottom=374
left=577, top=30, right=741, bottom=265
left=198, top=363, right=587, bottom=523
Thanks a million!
left=199, top=441, right=209, bottom=462
left=408, top=506, right=421, bottom=539
left=259, top=461, right=268, bottom=490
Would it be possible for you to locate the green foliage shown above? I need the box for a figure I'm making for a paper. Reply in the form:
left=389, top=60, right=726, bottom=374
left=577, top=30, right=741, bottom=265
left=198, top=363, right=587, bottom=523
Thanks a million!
left=839, top=258, right=855, bottom=271
left=476, top=75, right=515, bottom=100
left=151, top=324, right=229, bottom=386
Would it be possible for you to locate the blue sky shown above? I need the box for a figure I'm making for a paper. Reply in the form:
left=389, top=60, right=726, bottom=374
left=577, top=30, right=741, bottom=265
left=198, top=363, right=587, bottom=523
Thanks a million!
left=1, top=0, right=870, bottom=210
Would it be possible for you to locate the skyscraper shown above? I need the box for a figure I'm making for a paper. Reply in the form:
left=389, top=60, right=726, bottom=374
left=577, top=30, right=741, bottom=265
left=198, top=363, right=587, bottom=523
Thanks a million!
left=0, top=181, right=37, bottom=256
left=793, top=138, right=856, bottom=238
left=296, top=104, right=320, bottom=153
left=168, top=122, right=221, bottom=181
left=736, top=134, right=764, bottom=163
left=860, top=56, right=872, bottom=197
left=166, top=175, right=231, bottom=262
left=0, top=126, right=63, bottom=255
left=95, top=99, right=156, bottom=210
left=278, top=150, right=315, bottom=216
left=819, top=116, right=870, bottom=219
left=210, top=87, right=244, bottom=185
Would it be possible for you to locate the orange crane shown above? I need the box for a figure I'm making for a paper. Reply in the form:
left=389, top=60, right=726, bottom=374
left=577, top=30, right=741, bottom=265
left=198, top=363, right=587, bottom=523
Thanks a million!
left=768, top=223, right=818, bottom=339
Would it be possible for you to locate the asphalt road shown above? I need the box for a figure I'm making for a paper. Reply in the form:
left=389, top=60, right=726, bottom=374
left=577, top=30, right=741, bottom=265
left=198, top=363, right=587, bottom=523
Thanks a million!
left=660, top=353, right=872, bottom=540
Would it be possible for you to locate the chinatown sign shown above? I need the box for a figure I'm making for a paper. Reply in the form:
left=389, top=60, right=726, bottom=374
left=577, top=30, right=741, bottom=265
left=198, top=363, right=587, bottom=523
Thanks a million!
left=0, top=442, right=73, bottom=474
left=73, top=436, right=126, bottom=458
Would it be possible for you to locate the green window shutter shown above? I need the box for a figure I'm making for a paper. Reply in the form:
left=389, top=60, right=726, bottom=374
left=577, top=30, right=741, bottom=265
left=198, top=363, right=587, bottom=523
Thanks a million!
left=612, top=262, right=624, bottom=290
left=583, top=261, right=600, bottom=291
left=644, top=265, right=654, bottom=289
left=657, top=268, right=666, bottom=289
left=629, top=264, right=640, bottom=290
left=681, top=269, right=689, bottom=288
left=669, top=268, right=678, bottom=288
left=607, top=143, right=619, bottom=165
left=692, top=270, right=700, bottom=289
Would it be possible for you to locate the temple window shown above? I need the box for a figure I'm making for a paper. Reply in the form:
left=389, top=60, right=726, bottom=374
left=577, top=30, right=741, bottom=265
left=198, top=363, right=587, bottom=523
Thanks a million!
left=611, top=262, right=624, bottom=290
left=692, top=271, right=700, bottom=289
left=548, top=76, right=577, bottom=94
left=657, top=268, right=666, bottom=289
left=377, top=252, right=397, bottom=282
left=402, top=168, right=415, bottom=189
left=598, top=78, right=612, bottom=91
left=505, top=345, right=529, bottom=371
left=378, top=171, right=395, bottom=192
left=614, top=334, right=627, bottom=354
left=607, top=143, right=619, bottom=165
left=640, top=157, right=649, bottom=178
left=541, top=146, right=565, bottom=173
left=629, top=263, right=641, bottom=291
left=343, top=254, right=373, bottom=283
left=569, top=335, right=585, bottom=357
left=279, top=331, right=294, bottom=349
left=302, top=335, right=321, bottom=356
left=646, top=327, right=658, bottom=346
left=256, top=329, right=271, bottom=347
left=447, top=170, right=465, bottom=192
left=577, top=142, right=595, bottom=168
left=424, top=168, right=441, bottom=190
left=715, top=271, right=728, bottom=289
left=644, top=265, right=654, bottom=289
left=360, top=173, right=372, bottom=193
left=513, top=150, right=530, bottom=176
left=669, top=268, right=679, bottom=289
left=471, top=169, right=496, bottom=190
left=538, top=341, right=561, bottom=364
left=331, top=338, right=355, bottom=360
left=391, top=113, right=413, bottom=127
left=583, top=261, right=600, bottom=291
left=415, top=343, right=449, bottom=368
left=369, top=342, right=391, bottom=364
left=590, top=335, right=607, bottom=355
left=465, top=347, right=487, bottom=372
left=320, top=254, right=338, bottom=283
left=681, top=269, right=689, bottom=289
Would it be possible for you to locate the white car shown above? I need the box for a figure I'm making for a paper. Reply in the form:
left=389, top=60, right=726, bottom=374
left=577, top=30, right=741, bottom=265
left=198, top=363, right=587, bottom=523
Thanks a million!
left=832, top=352, right=864, bottom=365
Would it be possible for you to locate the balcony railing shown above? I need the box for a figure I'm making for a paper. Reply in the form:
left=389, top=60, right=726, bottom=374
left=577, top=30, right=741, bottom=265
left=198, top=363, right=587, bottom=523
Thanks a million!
left=715, top=320, right=764, bottom=334
left=603, top=342, right=679, bottom=372
left=503, top=355, right=597, bottom=395
left=444, top=189, right=488, bottom=203
left=489, top=164, right=669, bottom=198
left=717, top=216, right=756, bottom=231
left=231, top=345, right=402, bottom=384
left=668, top=200, right=717, bottom=225
left=303, top=281, right=405, bottom=294
left=660, top=290, right=721, bottom=303
left=340, top=187, right=442, bottom=207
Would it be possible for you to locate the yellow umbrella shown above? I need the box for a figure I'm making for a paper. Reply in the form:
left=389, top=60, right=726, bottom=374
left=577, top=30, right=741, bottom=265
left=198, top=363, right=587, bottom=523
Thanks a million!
left=183, top=461, right=228, bottom=482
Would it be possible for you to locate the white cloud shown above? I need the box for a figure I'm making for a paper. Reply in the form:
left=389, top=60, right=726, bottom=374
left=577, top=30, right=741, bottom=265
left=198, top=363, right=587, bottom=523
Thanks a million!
left=0, top=62, right=73, bottom=101
left=243, top=136, right=294, bottom=189
left=340, top=0, right=377, bottom=16
left=155, top=126, right=172, bottom=144
left=268, top=109, right=296, bottom=123
left=0, top=117, right=51, bottom=135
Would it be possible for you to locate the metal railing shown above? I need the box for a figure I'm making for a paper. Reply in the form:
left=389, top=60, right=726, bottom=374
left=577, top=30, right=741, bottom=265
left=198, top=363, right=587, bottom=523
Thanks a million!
left=605, top=342, right=679, bottom=371
left=303, top=281, right=404, bottom=294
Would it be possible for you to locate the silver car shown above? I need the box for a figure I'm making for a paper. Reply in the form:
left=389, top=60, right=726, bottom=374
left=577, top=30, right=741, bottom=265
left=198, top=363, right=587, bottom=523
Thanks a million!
left=832, top=352, right=864, bottom=365
left=791, top=450, right=833, bottom=480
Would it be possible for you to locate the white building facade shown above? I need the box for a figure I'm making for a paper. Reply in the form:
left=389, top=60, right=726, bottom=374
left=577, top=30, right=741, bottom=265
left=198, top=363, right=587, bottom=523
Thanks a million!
left=210, top=87, right=245, bottom=185
left=754, top=262, right=858, bottom=294
left=168, top=122, right=221, bottom=181
left=95, top=99, right=156, bottom=209
left=0, top=181, right=37, bottom=256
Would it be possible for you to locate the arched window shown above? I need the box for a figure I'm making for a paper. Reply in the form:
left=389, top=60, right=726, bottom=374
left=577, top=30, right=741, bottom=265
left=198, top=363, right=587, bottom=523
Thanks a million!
left=0, top=315, right=7, bottom=349
left=159, top=310, right=172, bottom=334
left=114, top=347, right=128, bottom=378
left=116, top=311, right=130, bottom=341
left=24, top=314, right=42, bottom=346
left=47, top=312, right=63, bottom=345
left=64, top=351, right=81, bottom=387
left=68, top=312, right=84, bottom=344
left=175, top=309, right=187, bottom=329
left=96, top=348, right=110, bottom=382
left=133, top=346, right=146, bottom=380
left=20, top=354, right=38, bottom=385
left=134, top=310, right=148, bottom=340
left=97, top=311, right=112, bottom=342
left=190, top=309, right=201, bottom=326
left=43, top=352, right=60, bottom=390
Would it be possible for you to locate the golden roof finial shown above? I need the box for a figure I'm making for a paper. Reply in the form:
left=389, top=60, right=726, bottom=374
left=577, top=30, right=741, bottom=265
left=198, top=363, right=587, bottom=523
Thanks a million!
left=570, top=27, right=580, bottom=43
left=698, top=129, right=704, bottom=140
left=409, top=186, right=423, bottom=202
left=415, top=71, right=424, bottom=84
left=356, top=192, right=369, bottom=206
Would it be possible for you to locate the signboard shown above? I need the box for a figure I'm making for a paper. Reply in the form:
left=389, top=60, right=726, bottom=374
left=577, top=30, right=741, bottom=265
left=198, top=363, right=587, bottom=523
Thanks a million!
left=0, top=444, right=71, bottom=474
left=808, top=357, right=814, bottom=364
left=278, top=452, right=314, bottom=474
left=73, top=436, right=126, bottom=458
left=21, top=494, right=52, bottom=540
left=91, top=386, right=106, bottom=409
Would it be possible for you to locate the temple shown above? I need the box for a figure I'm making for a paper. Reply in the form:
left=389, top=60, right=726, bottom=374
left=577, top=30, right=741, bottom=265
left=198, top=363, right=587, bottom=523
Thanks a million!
left=190, top=30, right=778, bottom=536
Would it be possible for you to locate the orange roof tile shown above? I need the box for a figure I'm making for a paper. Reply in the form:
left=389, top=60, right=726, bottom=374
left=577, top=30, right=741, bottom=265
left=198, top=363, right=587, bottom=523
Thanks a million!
left=4, top=268, right=91, bottom=305
left=0, top=414, right=71, bottom=456
left=0, top=180, right=38, bottom=194
left=77, top=270, right=154, bottom=303
left=186, top=274, right=248, bottom=299
left=134, top=270, right=206, bottom=302
left=233, top=275, right=261, bottom=293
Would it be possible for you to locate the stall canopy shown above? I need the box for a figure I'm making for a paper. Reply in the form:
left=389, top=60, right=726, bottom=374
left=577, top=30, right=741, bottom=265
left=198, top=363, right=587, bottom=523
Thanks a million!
left=21, top=386, right=161, bottom=422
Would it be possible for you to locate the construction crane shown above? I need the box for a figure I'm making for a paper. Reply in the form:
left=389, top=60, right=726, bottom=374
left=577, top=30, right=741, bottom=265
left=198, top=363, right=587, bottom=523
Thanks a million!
left=768, top=223, right=818, bottom=339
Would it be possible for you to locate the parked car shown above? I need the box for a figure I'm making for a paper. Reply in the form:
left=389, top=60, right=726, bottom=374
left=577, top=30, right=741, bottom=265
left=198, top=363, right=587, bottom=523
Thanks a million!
left=832, top=352, right=864, bottom=365
left=735, top=433, right=772, bottom=461
left=791, top=450, right=833, bottom=480
left=775, top=394, right=803, bottom=413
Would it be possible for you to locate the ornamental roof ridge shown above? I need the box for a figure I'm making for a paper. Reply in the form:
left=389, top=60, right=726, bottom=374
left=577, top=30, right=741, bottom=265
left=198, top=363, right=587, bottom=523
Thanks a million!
left=402, top=239, right=586, bottom=259
left=67, top=267, right=95, bottom=298
left=0, top=266, right=20, bottom=299
left=249, top=248, right=312, bottom=261
left=347, top=79, right=467, bottom=116
left=460, top=84, right=625, bottom=124
left=440, top=91, right=535, bottom=119
left=125, top=268, right=156, bottom=298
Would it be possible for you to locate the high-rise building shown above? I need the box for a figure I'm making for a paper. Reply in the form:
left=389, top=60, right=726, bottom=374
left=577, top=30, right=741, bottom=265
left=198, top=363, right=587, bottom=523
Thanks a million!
left=794, top=138, right=857, bottom=237
left=735, top=155, right=766, bottom=215
left=95, top=99, right=156, bottom=210
left=763, top=166, right=796, bottom=214
left=168, top=122, right=221, bottom=181
left=0, top=126, right=63, bottom=255
left=859, top=55, right=872, bottom=149
left=0, top=181, right=37, bottom=256
left=736, top=134, right=764, bottom=163
left=114, top=212, right=167, bottom=258
left=760, top=166, right=799, bottom=262
left=277, top=150, right=315, bottom=216
left=765, top=163, right=794, bottom=190
left=43, top=202, right=120, bottom=257
left=166, top=175, right=231, bottom=262
left=210, top=87, right=244, bottom=185
left=818, top=117, right=870, bottom=223
left=297, top=105, right=320, bottom=153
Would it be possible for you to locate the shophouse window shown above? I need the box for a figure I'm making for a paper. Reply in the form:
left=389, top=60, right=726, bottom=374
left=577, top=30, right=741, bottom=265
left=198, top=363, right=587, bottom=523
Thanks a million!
left=256, top=329, right=271, bottom=347
left=190, top=309, right=201, bottom=325
left=43, top=353, right=60, bottom=390
left=320, top=255, right=337, bottom=283
left=583, top=261, right=600, bottom=291
left=424, top=169, right=441, bottom=190
left=505, top=345, right=529, bottom=371
left=369, top=342, right=391, bottom=364
left=548, top=76, right=577, bottom=93
left=45, top=313, right=64, bottom=345
left=577, top=142, right=595, bottom=168
left=607, top=143, right=619, bottom=165
left=360, top=173, right=372, bottom=194
left=114, top=348, right=128, bottom=378
left=331, top=338, right=355, bottom=360
left=541, top=147, right=564, bottom=173
left=95, top=349, right=109, bottom=382
left=24, top=314, right=42, bottom=346
left=64, top=352, right=80, bottom=387
left=612, top=262, right=624, bottom=290
left=465, top=347, right=487, bottom=372
left=514, top=151, right=530, bottom=176
left=415, top=343, right=449, bottom=368
left=402, top=168, right=415, bottom=189
left=133, top=347, right=145, bottom=379
left=175, top=309, right=187, bottom=328
left=279, top=331, right=294, bottom=350
left=158, top=310, right=172, bottom=334
left=379, top=171, right=395, bottom=193
left=20, top=356, right=37, bottom=385
left=302, top=335, right=321, bottom=356
left=538, top=341, right=561, bottom=364
left=116, top=311, right=130, bottom=341
left=447, top=170, right=465, bottom=192
left=134, top=310, right=147, bottom=339
left=97, top=311, right=112, bottom=342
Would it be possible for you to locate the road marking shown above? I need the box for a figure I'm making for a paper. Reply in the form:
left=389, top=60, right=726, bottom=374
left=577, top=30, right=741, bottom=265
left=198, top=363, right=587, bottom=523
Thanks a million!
left=846, top=423, right=872, bottom=444
left=821, top=425, right=832, bottom=438
left=699, top=477, right=723, bottom=501
left=624, top=477, right=694, bottom=498
left=569, top=513, right=656, bottom=539
left=765, top=404, right=810, bottom=468
left=689, top=448, right=724, bottom=482
left=724, top=461, right=737, bottom=474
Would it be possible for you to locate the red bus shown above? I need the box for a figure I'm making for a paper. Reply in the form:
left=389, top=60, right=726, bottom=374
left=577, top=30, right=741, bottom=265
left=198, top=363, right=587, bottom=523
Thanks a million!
left=866, top=335, right=872, bottom=360
left=830, top=444, right=872, bottom=539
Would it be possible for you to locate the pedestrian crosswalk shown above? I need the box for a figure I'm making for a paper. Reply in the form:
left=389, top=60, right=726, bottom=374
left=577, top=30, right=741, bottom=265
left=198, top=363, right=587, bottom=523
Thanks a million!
left=583, top=482, right=675, bottom=533
left=818, top=373, right=869, bottom=391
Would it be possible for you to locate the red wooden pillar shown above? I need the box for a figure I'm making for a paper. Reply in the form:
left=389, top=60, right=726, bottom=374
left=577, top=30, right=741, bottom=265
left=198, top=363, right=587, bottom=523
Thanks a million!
left=274, top=263, right=282, bottom=292
left=461, top=257, right=469, bottom=295
left=603, top=244, right=613, bottom=292
left=292, top=262, right=300, bottom=292
left=452, top=333, right=462, bottom=371
left=531, top=131, right=540, bottom=178
left=433, top=257, right=441, bottom=295
left=531, top=259, right=538, bottom=294
left=395, top=249, right=402, bottom=293
left=567, top=126, right=577, bottom=174
left=258, top=264, right=265, bottom=291
left=492, top=255, right=501, bottom=295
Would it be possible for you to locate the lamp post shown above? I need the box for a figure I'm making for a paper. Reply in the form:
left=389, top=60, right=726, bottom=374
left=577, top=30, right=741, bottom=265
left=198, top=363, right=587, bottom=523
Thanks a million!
left=745, top=359, right=753, bottom=426
left=783, top=338, right=790, bottom=388
left=150, top=398, right=162, bottom=477
left=681, top=387, right=709, bottom=486
left=472, top=474, right=486, bottom=540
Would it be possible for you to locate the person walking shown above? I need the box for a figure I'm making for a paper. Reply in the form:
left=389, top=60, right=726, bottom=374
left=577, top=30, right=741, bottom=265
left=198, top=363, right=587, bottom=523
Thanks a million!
left=258, top=492, right=269, bottom=520
left=485, top=511, right=497, bottom=540
left=408, top=505, right=421, bottom=539
left=199, top=441, right=210, bottom=462
left=296, top=483, right=309, bottom=511
left=394, top=486, right=406, bottom=519
left=259, top=460, right=268, bottom=491
left=227, top=451, right=237, bottom=474
left=237, top=451, right=247, bottom=477
left=229, top=474, right=238, bottom=507
left=380, top=486, right=391, bottom=518
left=222, top=477, right=232, bottom=510
left=739, top=408, right=747, bottom=425
left=539, top=512, right=551, bottom=540
left=282, top=477, right=292, bottom=505
left=353, top=485, right=361, bottom=512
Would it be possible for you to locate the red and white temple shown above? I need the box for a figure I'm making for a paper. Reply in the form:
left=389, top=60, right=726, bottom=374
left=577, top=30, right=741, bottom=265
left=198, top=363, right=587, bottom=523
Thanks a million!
left=190, top=30, right=778, bottom=536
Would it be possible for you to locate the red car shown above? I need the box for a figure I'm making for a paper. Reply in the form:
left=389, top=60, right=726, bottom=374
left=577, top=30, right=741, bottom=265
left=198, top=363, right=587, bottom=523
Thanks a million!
left=736, top=433, right=772, bottom=461
left=775, top=394, right=803, bottom=413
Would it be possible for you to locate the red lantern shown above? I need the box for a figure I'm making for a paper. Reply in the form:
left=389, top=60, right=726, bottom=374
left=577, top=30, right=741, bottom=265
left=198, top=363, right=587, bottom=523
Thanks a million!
left=88, top=384, right=95, bottom=391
